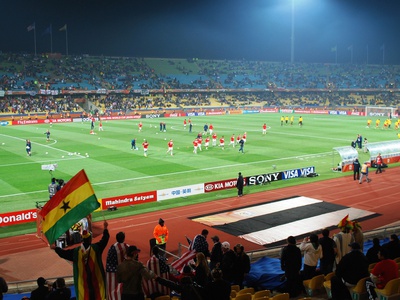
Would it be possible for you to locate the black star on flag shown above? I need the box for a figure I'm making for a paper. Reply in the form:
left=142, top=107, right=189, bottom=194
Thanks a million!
left=60, top=201, right=71, bottom=213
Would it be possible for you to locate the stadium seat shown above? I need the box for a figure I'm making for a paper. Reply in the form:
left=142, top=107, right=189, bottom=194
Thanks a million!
left=374, top=278, right=400, bottom=300
left=235, top=293, right=252, bottom=300
left=271, top=293, right=289, bottom=300
left=237, top=287, right=255, bottom=296
left=155, top=296, right=171, bottom=300
left=324, top=272, right=335, bottom=281
left=252, top=289, right=271, bottom=299
left=351, top=276, right=369, bottom=300
left=231, top=284, right=241, bottom=292
left=303, top=274, right=325, bottom=296
left=149, top=238, right=156, bottom=256
left=323, top=280, right=332, bottom=299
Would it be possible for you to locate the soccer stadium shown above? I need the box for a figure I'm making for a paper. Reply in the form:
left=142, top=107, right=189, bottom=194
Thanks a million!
left=2, top=1, right=400, bottom=300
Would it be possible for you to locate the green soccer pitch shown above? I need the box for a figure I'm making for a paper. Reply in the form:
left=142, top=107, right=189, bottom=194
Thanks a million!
left=0, top=113, right=398, bottom=237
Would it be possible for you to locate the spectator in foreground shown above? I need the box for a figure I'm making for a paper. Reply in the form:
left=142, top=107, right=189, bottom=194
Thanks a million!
left=30, top=277, right=50, bottom=300
left=280, top=236, right=302, bottom=298
left=318, top=228, right=337, bottom=275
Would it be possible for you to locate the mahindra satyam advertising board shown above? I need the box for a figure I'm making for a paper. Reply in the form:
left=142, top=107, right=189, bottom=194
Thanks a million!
left=101, top=190, right=157, bottom=209
left=0, top=209, right=37, bottom=227
left=204, top=178, right=246, bottom=193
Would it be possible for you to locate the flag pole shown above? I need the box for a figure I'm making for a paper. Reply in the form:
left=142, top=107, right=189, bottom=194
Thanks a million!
left=366, top=45, right=369, bottom=65
left=65, top=26, right=69, bottom=56
left=50, top=24, right=53, bottom=54
left=34, top=26, right=37, bottom=56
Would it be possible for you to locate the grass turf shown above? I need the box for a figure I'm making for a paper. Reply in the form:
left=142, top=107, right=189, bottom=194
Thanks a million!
left=0, top=113, right=398, bottom=238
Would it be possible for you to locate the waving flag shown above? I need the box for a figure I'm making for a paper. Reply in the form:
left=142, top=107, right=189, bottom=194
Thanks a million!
left=170, top=250, right=196, bottom=273
left=42, top=24, right=52, bottom=36
left=59, top=24, right=67, bottom=31
left=39, top=169, right=100, bottom=244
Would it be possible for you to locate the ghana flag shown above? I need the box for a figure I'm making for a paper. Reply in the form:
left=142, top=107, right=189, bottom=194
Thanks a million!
left=40, top=169, right=100, bottom=244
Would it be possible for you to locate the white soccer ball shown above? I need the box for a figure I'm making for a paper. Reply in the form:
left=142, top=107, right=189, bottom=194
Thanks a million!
left=78, top=153, right=80, bottom=155
left=62, top=156, right=65, bottom=158
left=86, top=154, right=89, bottom=158
left=85, top=153, right=88, bottom=156
left=156, top=132, right=158, bottom=134
left=1, top=143, right=4, bottom=145
left=45, top=152, right=48, bottom=154
left=164, top=138, right=166, bottom=140
left=98, top=137, right=100, bottom=139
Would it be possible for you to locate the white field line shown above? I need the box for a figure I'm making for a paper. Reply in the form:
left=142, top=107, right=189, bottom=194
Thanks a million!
left=0, top=151, right=331, bottom=199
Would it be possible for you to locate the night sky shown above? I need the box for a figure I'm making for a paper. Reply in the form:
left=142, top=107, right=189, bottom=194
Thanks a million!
left=2, top=0, right=400, bottom=64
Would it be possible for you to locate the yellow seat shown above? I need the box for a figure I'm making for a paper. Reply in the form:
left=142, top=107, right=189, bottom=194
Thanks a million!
left=303, top=274, right=325, bottom=296
left=253, top=297, right=270, bottom=300
left=271, top=293, right=289, bottom=300
left=231, top=290, right=237, bottom=299
left=231, top=284, right=241, bottom=292
left=323, top=280, right=332, bottom=299
left=154, top=296, right=170, bottom=300
left=155, top=296, right=171, bottom=300
left=351, top=276, right=369, bottom=300
left=252, top=289, right=271, bottom=299
left=374, top=278, right=400, bottom=300
left=393, top=257, right=400, bottom=263
left=237, top=287, right=255, bottom=296
left=235, top=293, right=253, bottom=300
left=324, top=272, right=335, bottom=281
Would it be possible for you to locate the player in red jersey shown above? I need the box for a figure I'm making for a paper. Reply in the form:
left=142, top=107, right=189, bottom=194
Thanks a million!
left=236, top=134, right=241, bottom=145
left=242, top=132, right=247, bottom=143
left=197, top=137, right=203, bottom=151
left=138, top=121, right=143, bottom=132
left=183, top=119, right=187, bottom=129
left=167, top=139, right=174, bottom=156
left=193, top=139, right=198, bottom=154
left=204, top=136, right=210, bottom=150
left=209, top=124, right=214, bottom=135
left=229, top=134, right=235, bottom=147
left=212, top=133, right=217, bottom=147
left=219, top=136, right=225, bottom=150
left=142, top=139, right=149, bottom=157
left=262, top=123, right=267, bottom=135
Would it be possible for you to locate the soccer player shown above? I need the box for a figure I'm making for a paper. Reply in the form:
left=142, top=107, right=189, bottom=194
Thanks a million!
left=290, top=116, right=294, bottom=126
left=262, top=123, right=267, bottom=135
left=219, top=136, right=225, bottom=150
left=142, top=139, right=149, bottom=157
left=280, top=116, right=284, bottom=126
left=242, top=132, right=247, bottom=143
left=203, top=123, right=208, bottom=135
left=236, top=134, right=241, bottom=145
left=44, top=129, right=51, bottom=141
left=131, top=138, right=137, bottom=150
left=212, top=132, right=217, bottom=147
left=229, top=134, right=235, bottom=147
left=367, top=119, right=372, bottom=128
left=204, top=136, right=210, bottom=150
left=193, top=139, right=198, bottom=154
left=99, top=120, right=104, bottom=131
left=138, top=121, right=143, bottom=132
left=299, top=116, right=303, bottom=127
left=209, top=124, right=214, bottom=135
left=197, top=137, right=203, bottom=151
left=183, top=119, right=187, bottom=129
left=285, top=116, right=289, bottom=125
left=26, top=139, right=32, bottom=156
left=166, top=139, right=174, bottom=156
left=375, top=119, right=380, bottom=129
